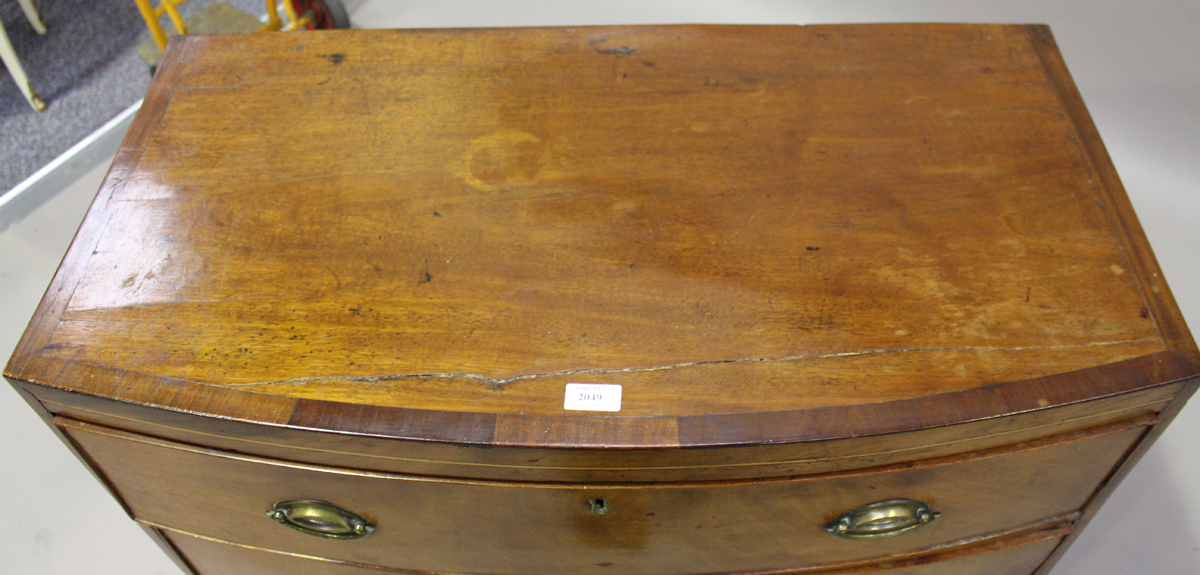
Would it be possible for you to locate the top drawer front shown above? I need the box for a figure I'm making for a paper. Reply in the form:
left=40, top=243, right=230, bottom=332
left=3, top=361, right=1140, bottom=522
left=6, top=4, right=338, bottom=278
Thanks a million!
left=61, top=417, right=1144, bottom=575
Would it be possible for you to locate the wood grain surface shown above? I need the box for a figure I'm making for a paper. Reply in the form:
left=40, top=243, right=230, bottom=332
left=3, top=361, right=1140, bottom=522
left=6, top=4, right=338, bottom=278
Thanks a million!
left=6, top=24, right=1198, bottom=447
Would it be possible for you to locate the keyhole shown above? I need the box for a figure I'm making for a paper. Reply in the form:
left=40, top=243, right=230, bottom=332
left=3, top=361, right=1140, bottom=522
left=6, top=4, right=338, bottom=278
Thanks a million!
left=589, top=497, right=610, bottom=515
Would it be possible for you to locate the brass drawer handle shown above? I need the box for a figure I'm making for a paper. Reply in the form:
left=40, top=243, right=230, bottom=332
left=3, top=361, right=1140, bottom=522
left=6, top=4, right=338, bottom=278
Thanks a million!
left=826, top=499, right=940, bottom=539
left=267, top=500, right=376, bottom=540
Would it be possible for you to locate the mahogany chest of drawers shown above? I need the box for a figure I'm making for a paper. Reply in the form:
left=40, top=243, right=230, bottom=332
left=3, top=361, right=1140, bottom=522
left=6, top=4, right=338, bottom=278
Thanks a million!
left=6, top=24, right=1198, bottom=575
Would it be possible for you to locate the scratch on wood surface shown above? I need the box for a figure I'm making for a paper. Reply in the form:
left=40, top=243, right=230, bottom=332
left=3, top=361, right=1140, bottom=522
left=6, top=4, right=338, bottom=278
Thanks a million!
left=595, top=46, right=636, bottom=56
left=980, top=232, right=1117, bottom=241
left=55, top=359, right=211, bottom=387
left=174, top=77, right=277, bottom=91
left=222, top=339, right=1162, bottom=390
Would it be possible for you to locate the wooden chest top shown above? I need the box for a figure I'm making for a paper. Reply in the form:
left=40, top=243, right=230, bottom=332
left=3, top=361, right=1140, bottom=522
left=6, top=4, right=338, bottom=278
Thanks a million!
left=6, top=24, right=1198, bottom=448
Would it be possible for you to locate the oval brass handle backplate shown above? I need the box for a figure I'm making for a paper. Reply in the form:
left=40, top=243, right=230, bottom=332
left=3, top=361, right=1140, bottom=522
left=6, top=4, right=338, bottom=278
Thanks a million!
left=826, top=499, right=940, bottom=539
left=267, top=499, right=376, bottom=540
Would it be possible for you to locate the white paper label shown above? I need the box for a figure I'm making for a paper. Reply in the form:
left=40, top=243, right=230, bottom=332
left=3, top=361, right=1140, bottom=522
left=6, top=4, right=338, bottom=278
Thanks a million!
left=563, top=383, right=622, bottom=412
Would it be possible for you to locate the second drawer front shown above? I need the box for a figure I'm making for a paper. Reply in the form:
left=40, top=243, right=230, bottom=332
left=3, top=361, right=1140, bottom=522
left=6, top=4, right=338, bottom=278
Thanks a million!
left=164, top=528, right=1065, bottom=575
left=63, top=417, right=1143, bottom=575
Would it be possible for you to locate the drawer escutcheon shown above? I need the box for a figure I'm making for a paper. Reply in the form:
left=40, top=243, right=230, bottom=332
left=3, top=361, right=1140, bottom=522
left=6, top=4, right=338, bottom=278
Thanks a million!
left=826, top=499, right=940, bottom=539
left=267, top=499, right=376, bottom=540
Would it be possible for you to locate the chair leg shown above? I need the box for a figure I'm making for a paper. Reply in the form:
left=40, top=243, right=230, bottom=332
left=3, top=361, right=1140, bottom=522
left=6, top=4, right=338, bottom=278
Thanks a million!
left=17, top=0, right=48, bottom=35
left=0, top=22, right=46, bottom=111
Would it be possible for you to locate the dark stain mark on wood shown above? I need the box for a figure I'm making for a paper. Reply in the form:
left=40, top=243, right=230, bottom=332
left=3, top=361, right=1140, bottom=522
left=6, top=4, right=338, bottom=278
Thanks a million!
left=807, top=246, right=820, bottom=251
left=1026, top=287, right=1032, bottom=302
left=433, top=211, right=441, bottom=217
left=321, top=53, right=346, bottom=64
left=420, top=260, right=432, bottom=284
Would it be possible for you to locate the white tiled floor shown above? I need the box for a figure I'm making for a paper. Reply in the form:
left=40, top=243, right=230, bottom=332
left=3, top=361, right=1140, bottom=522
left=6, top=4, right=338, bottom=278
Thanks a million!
left=2, top=2, right=1198, bottom=574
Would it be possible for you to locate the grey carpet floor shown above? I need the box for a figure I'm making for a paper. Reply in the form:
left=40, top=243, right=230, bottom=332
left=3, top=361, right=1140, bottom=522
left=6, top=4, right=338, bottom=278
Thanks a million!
left=0, top=0, right=266, bottom=194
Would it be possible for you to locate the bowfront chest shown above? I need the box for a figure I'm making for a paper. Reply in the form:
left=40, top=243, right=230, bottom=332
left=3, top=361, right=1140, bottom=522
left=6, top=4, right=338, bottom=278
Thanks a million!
left=6, top=24, right=1199, bottom=575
